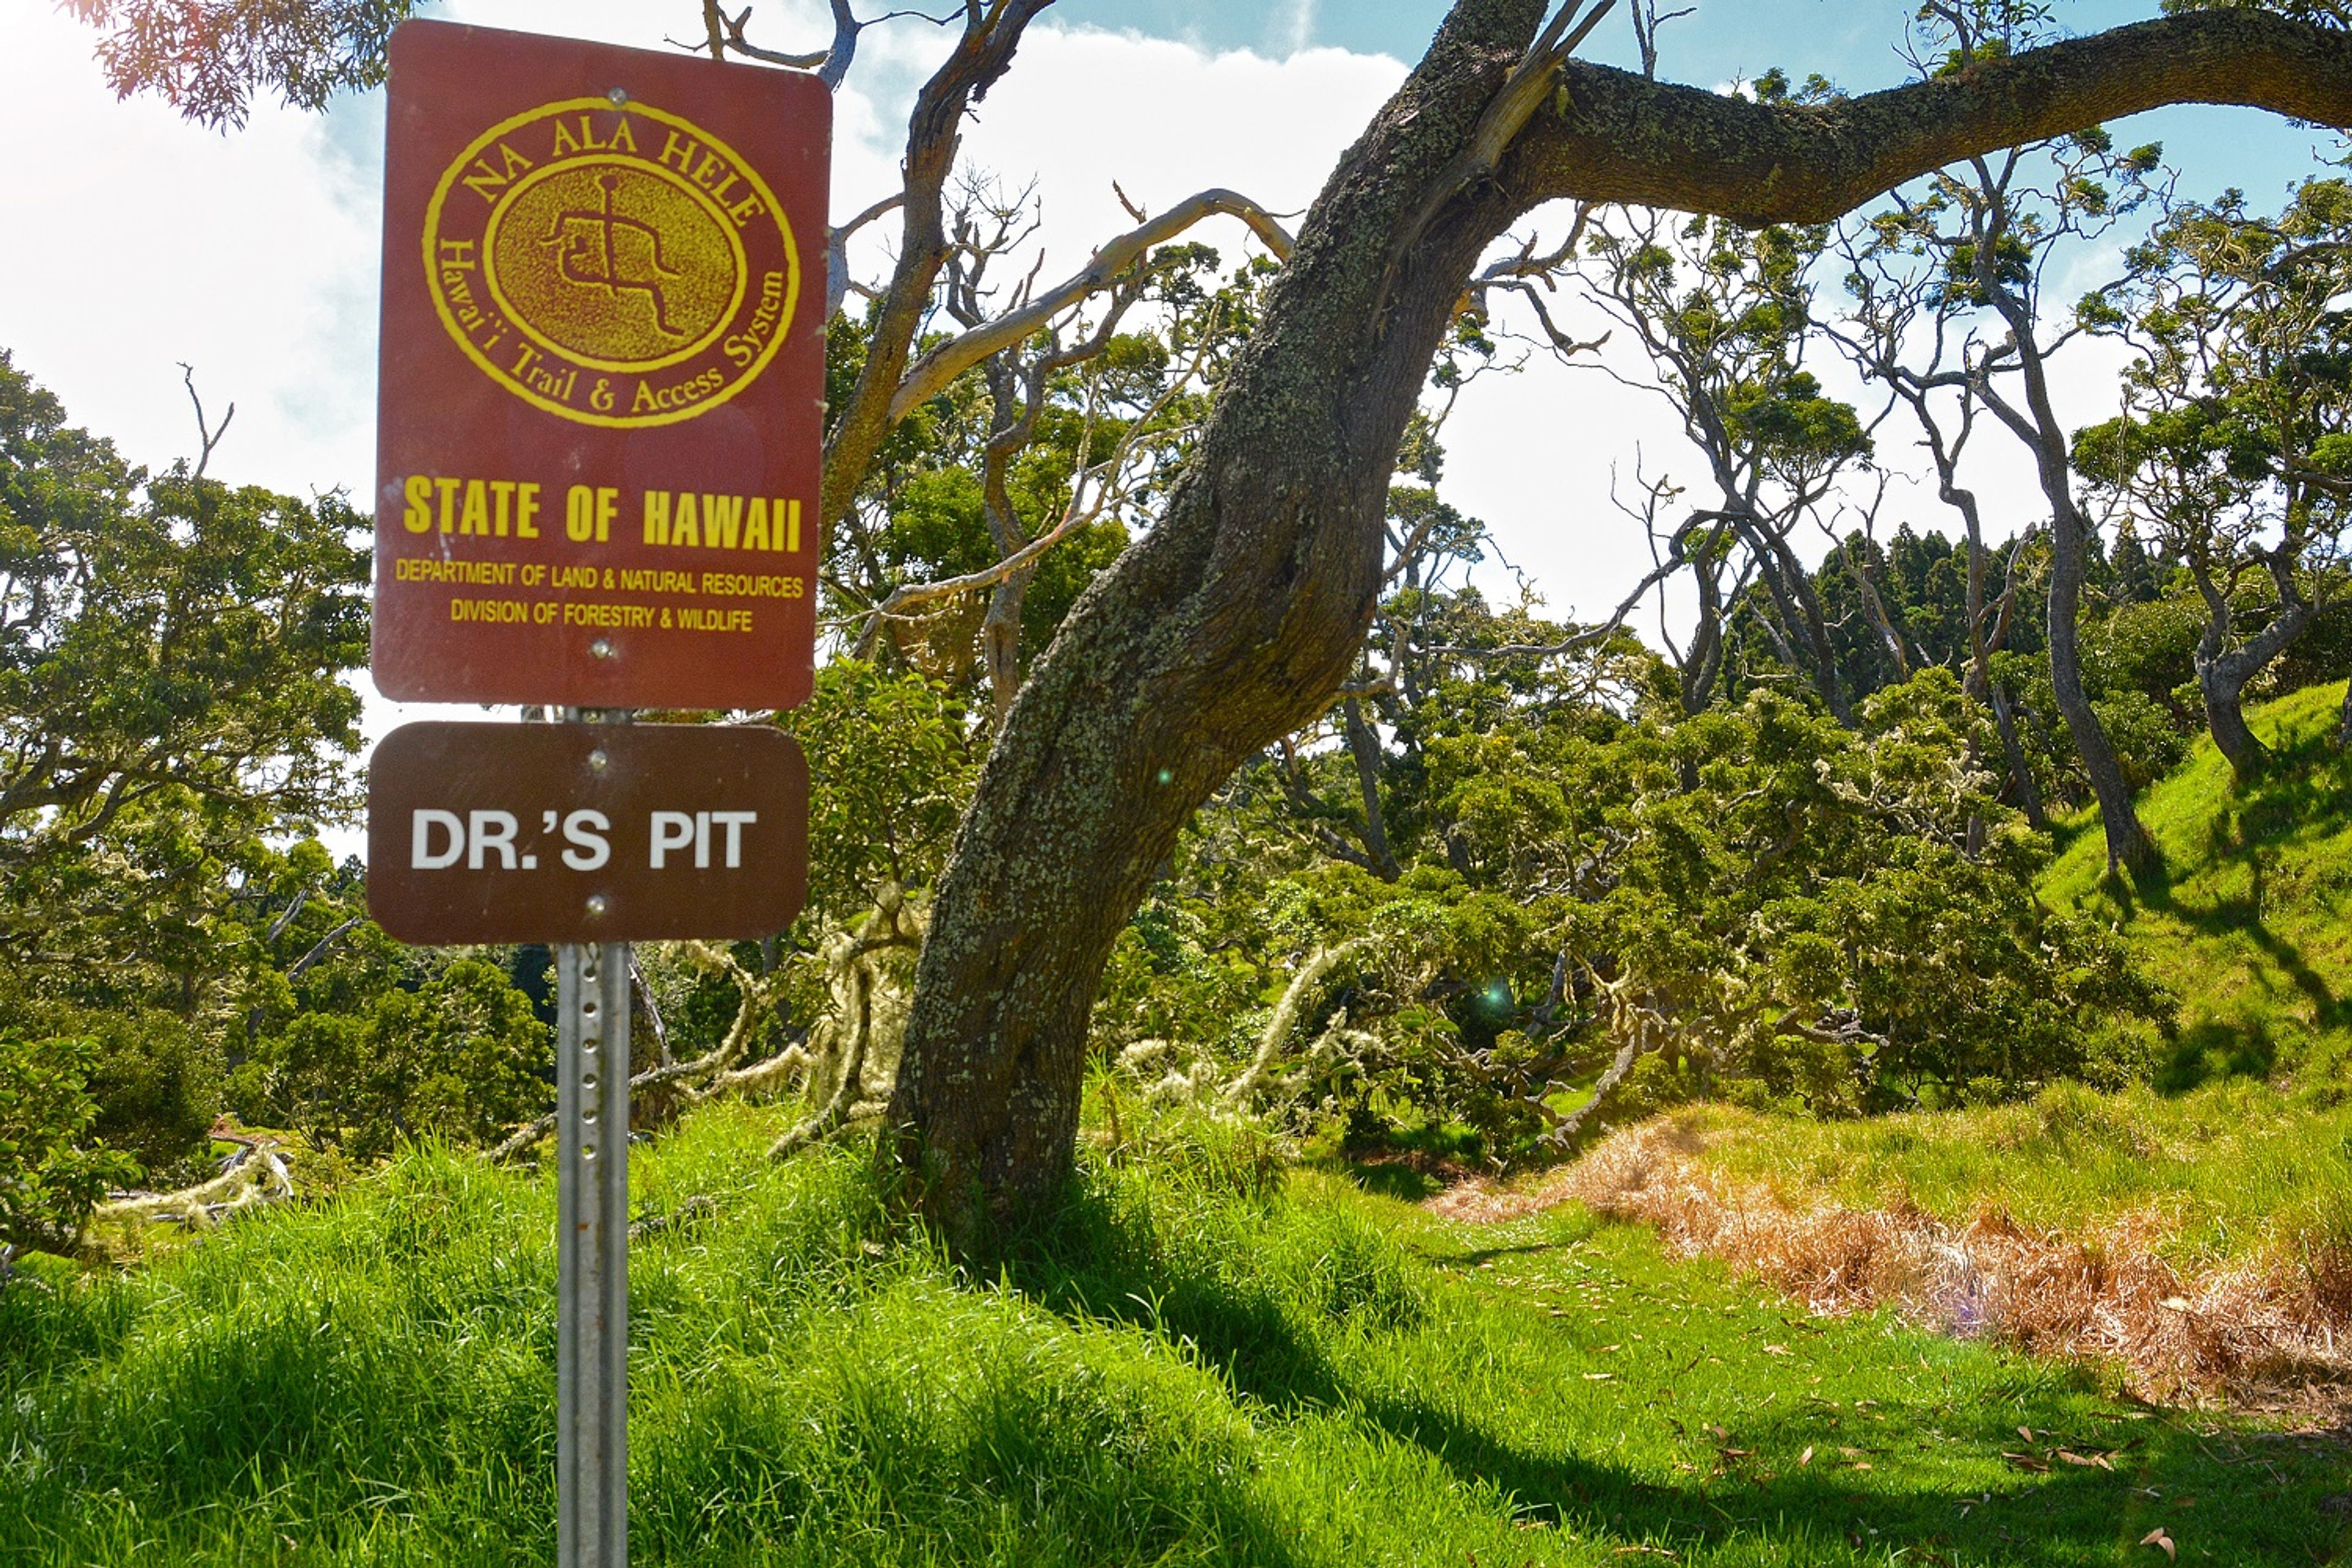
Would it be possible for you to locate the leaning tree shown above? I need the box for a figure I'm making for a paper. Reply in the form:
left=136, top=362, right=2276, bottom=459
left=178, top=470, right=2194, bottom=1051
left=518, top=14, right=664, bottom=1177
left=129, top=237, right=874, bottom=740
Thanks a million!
left=72, top=0, right=2352, bottom=1239
left=881, top=1, right=2352, bottom=1239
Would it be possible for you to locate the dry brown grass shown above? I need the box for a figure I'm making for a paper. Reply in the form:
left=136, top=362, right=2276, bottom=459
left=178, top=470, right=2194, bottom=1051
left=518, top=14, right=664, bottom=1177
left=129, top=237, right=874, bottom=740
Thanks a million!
left=1431, top=1114, right=2352, bottom=1409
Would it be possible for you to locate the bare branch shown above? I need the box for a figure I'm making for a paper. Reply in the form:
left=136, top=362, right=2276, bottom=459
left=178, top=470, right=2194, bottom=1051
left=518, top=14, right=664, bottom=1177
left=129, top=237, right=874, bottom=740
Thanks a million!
left=263, top=884, right=308, bottom=944
left=828, top=192, right=907, bottom=318
left=285, top=914, right=363, bottom=982
left=715, top=0, right=846, bottom=73
left=1422, top=541, right=1681, bottom=660
left=178, top=364, right=233, bottom=479
left=854, top=298, right=1225, bottom=658
left=1630, top=0, right=1695, bottom=79
left=887, top=187, right=1294, bottom=420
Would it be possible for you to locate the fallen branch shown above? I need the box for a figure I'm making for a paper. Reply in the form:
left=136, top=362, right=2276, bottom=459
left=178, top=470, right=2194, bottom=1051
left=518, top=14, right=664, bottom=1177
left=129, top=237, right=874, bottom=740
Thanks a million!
left=769, top=886, right=925, bottom=1158
left=630, top=1193, right=719, bottom=1240
left=488, top=938, right=789, bottom=1161
left=87, top=1140, right=292, bottom=1233
left=488, top=894, right=925, bottom=1164
left=1537, top=1032, right=1651, bottom=1149
left=768, top=1027, right=876, bottom=1158
left=1227, top=941, right=1370, bottom=1106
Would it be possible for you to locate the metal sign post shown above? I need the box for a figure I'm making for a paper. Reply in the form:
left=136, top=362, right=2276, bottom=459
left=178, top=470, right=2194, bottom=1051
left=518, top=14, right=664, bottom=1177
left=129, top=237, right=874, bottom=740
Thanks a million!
left=366, top=715, right=806, bottom=1567
left=368, top=20, right=829, bottom=1565
left=556, top=940, right=630, bottom=1568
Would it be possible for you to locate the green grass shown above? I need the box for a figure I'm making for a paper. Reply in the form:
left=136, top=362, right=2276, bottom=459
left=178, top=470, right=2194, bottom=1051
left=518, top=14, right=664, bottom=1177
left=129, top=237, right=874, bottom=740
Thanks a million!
left=4, top=1101, right=2346, bottom=1566
left=1670, top=1078, right=2352, bottom=1275
left=2041, top=680, right=2352, bottom=1089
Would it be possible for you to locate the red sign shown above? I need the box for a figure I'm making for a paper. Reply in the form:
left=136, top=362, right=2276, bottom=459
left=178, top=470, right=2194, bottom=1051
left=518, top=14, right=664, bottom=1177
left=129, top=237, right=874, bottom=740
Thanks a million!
left=366, top=722, right=809, bottom=943
left=372, top=21, right=829, bottom=710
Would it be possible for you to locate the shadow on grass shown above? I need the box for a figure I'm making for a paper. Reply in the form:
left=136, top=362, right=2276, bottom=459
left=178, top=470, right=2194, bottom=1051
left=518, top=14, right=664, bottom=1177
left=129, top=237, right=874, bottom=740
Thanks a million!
left=1348, top=1160, right=1446, bottom=1203
left=1341, top=1384, right=2350, bottom=1562
left=1008, top=1180, right=2352, bottom=1564
left=2101, top=737, right=2352, bottom=1094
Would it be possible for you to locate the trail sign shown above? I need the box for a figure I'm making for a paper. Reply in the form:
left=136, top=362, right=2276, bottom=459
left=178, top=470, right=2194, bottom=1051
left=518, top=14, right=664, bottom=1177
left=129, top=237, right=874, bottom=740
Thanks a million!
left=372, top=20, right=829, bottom=710
left=366, top=720, right=809, bottom=943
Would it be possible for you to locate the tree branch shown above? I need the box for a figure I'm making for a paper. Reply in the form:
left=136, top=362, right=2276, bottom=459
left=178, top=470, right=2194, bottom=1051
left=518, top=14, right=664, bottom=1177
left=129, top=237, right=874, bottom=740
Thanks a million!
left=819, top=0, right=1058, bottom=526
left=1508, top=12, right=2352, bottom=225
left=887, top=187, right=1295, bottom=420
left=179, top=363, right=233, bottom=479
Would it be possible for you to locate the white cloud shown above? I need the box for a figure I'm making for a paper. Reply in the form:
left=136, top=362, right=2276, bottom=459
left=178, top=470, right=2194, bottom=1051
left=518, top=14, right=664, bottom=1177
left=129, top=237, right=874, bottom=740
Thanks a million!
left=0, top=6, right=377, bottom=495
left=946, top=27, right=1401, bottom=281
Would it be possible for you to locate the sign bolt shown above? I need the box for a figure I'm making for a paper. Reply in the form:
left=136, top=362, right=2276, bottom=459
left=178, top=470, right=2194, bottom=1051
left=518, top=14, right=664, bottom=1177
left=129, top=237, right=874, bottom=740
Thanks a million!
left=586, top=894, right=609, bottom=918
left=589, top=748, right=609, bottom=772
left=606, top=86, right=629, bottom=105
left=590, top=638, right=614, bottom=660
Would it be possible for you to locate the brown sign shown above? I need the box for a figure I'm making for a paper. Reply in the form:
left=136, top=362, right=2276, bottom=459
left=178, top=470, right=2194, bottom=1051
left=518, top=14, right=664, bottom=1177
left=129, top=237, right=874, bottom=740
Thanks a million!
left=372, top=21, right=829, bottom=710
left=367, top=722, right=808, bottom=943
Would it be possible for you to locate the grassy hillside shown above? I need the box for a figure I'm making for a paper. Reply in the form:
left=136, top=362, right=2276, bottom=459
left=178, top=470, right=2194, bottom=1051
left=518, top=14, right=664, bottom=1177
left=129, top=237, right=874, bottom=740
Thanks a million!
left=2041, top=680, right=2352, bottom=1088
left=4, top=1102, right=2348, bottom=1566
left=1642, top=1079, right=2352, bottom=1278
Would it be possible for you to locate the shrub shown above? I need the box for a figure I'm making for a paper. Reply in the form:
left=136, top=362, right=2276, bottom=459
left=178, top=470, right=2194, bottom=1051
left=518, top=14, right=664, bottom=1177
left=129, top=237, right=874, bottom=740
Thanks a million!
left=0, top=1031, right=137, bottom=1255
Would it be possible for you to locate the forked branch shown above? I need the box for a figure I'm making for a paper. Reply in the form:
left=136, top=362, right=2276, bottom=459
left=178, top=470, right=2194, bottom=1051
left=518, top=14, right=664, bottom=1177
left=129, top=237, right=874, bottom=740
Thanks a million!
left=888, top=188, right=1295, bottom=420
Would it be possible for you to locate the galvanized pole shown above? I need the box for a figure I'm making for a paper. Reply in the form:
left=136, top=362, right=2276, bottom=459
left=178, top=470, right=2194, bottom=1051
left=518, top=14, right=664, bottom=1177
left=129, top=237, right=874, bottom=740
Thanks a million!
left=556, top=940, right=630, bottom=1566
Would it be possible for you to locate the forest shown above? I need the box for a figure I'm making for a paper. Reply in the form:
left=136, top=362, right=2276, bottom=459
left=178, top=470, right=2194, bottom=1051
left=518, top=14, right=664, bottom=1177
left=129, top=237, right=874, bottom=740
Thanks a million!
left=4, top=0, right=2352, bottom=1562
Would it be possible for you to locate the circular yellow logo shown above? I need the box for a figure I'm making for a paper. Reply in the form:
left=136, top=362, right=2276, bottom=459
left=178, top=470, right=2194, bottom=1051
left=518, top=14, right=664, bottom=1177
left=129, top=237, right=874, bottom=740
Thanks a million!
left=423, top=99, right=799, bottom=428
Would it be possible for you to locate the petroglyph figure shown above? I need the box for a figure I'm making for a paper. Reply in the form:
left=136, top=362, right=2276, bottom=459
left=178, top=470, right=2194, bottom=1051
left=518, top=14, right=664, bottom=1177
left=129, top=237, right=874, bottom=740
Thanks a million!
left=544, top=173, right=688, bottom=339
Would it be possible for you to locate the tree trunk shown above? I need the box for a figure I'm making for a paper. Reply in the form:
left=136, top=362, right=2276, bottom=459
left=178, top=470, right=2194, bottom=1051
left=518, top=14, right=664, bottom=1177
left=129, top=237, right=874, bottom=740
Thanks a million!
left=1978, top=233, right=2153, bottom=875
left=1738, top=514, right=1853, bottom=725
left=1990, top=681, right=2048, bottom=831
left=1343, top=696, right=1403, bottom=880
left=2192, top=560, right=2312, bottom=784
left=2199, top=654, right=2265, bottom=781
left=1679, top=543, right=1732, bottom=715
left=2046, top=501, right=2153, bottom=874
left=884, top=0, right=1547, bottom=1240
